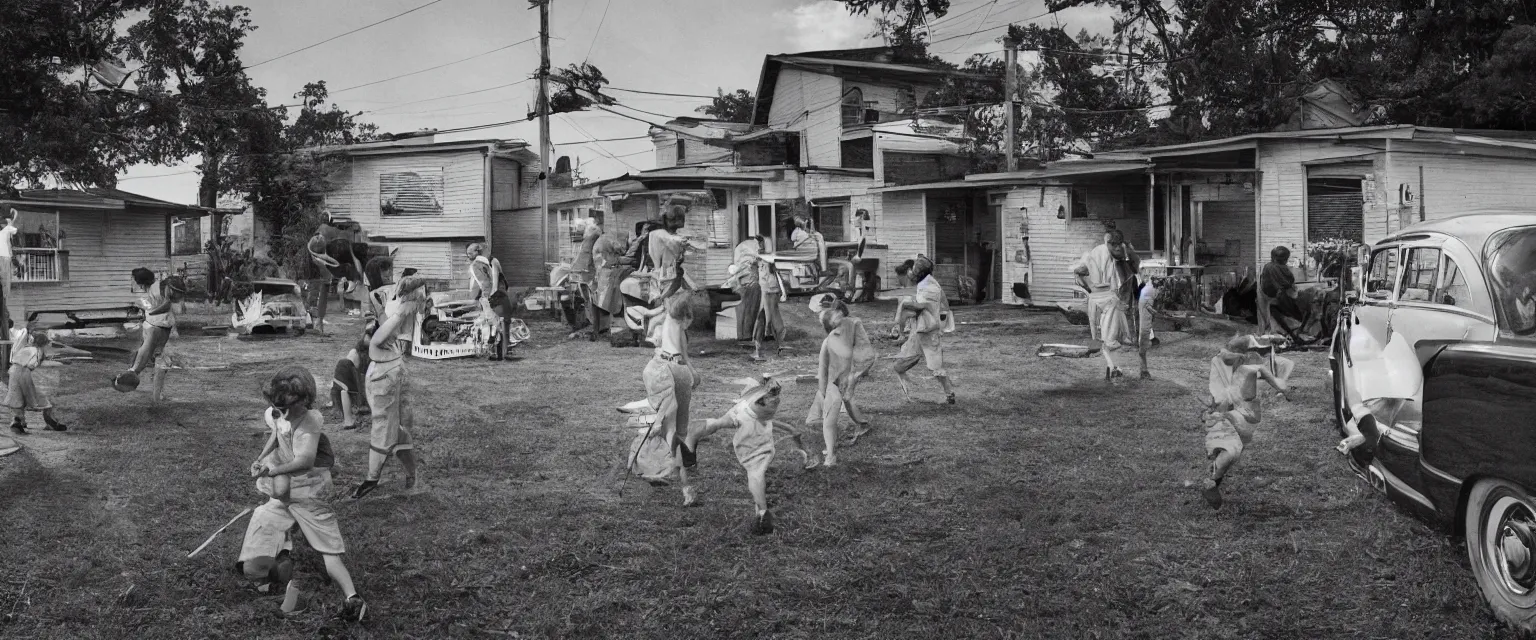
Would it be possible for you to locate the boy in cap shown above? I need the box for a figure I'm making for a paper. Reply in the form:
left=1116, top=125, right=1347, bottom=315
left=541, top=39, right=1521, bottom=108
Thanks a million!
left=1200, top=333, right=1293, bottom=508
left=683, top=373, right=818, bottom=534
left=891, top=255, right=956, bottom=404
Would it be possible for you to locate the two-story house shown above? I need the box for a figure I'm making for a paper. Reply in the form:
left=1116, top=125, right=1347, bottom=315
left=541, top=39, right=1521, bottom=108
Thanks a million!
left=546, top=47, right=984, bottom=290
left=313, top=133, right=541, bottom=289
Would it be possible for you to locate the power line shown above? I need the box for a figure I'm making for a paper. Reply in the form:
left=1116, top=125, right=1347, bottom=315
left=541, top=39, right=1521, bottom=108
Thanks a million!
left=553, top=134, right=652, bottom=144
left=584, top=0, right=611, bottom=62
left=609, top=86, right=716, bottom=100
left=119, top=169, right=200, bottom=181
left=927, top=0, right=996, bottom=30
left=947, top=0, right=1000, bottom=54
left=245, top=0, right=453, bottom=69
left=559, top=114, right=639, bottom=171
left=359, top=79, right=534, bottom=113
left=930, top=6, right=1057, bottom=46
left=331, top=36, right=539, bottom=95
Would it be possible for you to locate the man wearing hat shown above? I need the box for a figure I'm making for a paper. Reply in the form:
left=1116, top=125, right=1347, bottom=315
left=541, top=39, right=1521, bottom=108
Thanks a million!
left=892, top=255, right=956, bottom=404
left=683, top=373, right=817, bottom=534
left=1200, top=333, right=1292, bottom=508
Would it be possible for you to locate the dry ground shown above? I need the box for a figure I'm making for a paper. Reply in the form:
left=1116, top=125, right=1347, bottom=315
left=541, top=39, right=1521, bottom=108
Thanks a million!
left=0, top=300, right=1518, bottom=639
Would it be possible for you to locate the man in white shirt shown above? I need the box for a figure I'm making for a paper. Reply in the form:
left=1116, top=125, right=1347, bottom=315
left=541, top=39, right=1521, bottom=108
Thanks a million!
left=1, top=210, right=20, bottom=329
left=1070, top=229, right=1138, bottom=380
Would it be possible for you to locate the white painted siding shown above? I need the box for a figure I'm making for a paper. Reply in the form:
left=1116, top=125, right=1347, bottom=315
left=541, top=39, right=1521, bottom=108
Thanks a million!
left=994, top=185, right=1117, bottom=304
left=1377, top=153, right=1536, bottom=242
left=1256, top=141, right=1385, bottom=276
left=324, top=150, right=488, bottom=240
left=384, top=240, right=469, bottom=290
left=880, top=191, right=927, bottom=285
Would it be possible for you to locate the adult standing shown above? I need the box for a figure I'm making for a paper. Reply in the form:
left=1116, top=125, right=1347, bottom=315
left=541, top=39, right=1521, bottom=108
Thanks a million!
left=363, top=255, right=393, bottom=321
left=591, top=228, right=628, bottom=340
left=1070, top=229, right=1137, bottom=380
left=644, top=204, right=694, bottom=344
left=569, top=220, right=605, bottom=340
left=1, top=210, right=20, bottom=331
left=726, top=236, right=763, bottom=343
left=305, top=230, right=336, bottom=335
left=351, top=276, right=427, bottom=500
left=753, top=237, right=786, bottom=362
left=466, top=243, right=511, bottom=360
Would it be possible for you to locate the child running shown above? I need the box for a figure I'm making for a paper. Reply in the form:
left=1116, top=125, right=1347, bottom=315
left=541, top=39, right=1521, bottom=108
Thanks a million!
left=1200, top=334, right=1293, bottom=509
left=808, top=295, right=876, bottom=466
left=239, top=367, right=366, bottom=621
left=891, top=255, right=956, bottom=404
left=683, top=374, right=817, bottom=534
left=330, top=339, right=370, bottom=430
left=6, top=329, right=66, bottom=434
left=125, top=267, right=174, bottom=403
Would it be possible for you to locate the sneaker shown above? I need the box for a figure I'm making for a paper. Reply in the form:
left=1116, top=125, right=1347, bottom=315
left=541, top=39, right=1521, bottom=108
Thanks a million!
left=1201, top=478, right=1223, bottom=509
left=1139, top=370, right=1152, bottom=380
left=10, top=422, right=26, bottom=435
left=801, top=450, right=821, bottom=470
left=681, top=486, right=697, bottom=507
left=339, top=595, right=367, bottom=622
left=341, top=423, right=359, bottom=431
left=945, top=393, right=956, bottom=405
left=350, top=480, right=380, bottom=500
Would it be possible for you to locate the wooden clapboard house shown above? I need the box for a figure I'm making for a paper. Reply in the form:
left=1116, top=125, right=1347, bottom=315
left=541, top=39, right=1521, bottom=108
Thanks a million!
left=0, top=187, right=216, bottom=325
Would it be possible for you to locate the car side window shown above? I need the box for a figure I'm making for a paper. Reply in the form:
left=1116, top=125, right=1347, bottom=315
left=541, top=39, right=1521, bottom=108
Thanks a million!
left=1365, top=246, right=1398, bottom=300
left=1488, top=227, right=1536, bottom=337
left=1434, top=255, right=1475, bottom=311
left=1399, top=247, right=1439, bottom=303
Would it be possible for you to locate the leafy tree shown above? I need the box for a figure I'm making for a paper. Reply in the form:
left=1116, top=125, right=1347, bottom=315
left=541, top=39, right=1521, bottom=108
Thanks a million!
left=0, top=0, right=167, bottom=187
left=696, top=88, right=756, bottom=123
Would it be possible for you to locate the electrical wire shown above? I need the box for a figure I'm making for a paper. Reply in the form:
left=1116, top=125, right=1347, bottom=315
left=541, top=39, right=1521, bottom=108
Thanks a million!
left=359, top=79, right=534, bottom=113
left=118, top=169, right=200, bottom=181
left=584, top=0, right=611, bottom=62
left=330, top=36, right=539, bottom=95
left=558, top=114, right=639, bottom=171
left=609, top=87, right=718, bottom=99
left=552, top=134, right=652, bottom=144
left=929, top=6, right=1056, bottom=46
left=946, top=0, right=1000, bottom=54
left=244, top=0, right=453, bottom=69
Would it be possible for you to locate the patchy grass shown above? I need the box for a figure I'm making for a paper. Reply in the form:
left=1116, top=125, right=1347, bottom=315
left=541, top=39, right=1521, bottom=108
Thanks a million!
left=0, top=301, right=1518, bottom=639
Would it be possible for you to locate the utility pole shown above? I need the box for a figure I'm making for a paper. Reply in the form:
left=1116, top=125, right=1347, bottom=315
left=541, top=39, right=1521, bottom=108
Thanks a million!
left=536, top=0, right=552, bottom=268
left=1003, top=28, right=1019, bottom=172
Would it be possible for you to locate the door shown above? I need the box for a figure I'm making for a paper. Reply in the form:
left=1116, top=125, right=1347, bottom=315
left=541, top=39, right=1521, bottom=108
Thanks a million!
left=739, top=202, right=776, bottom=247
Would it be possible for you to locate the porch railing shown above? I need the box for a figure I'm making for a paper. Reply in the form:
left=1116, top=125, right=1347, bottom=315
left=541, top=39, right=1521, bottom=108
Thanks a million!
left=14, top=248, right=63, bottom=283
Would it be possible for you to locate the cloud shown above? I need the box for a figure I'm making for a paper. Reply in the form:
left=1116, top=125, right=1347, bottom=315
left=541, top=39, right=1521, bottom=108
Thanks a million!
left=776, top=1, right=881, bottom=52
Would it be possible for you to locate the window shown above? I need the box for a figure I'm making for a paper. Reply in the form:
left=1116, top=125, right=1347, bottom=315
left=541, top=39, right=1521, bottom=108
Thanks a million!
left=1364, top=246, right=1399, bottom=300
left=170, top=216, right=203, bottom=256
left=7, top=209, right=64, bottom=283
left=1487, top=226, right=1536, bottom=336
left=814, top=205, right=846, bottom=242
left=1435, top=255, right=1474, bottom=310
left=1070, top=188, right=1088, bottom=219
left=1399, top=247, right=1439, bottom=302
left=841, top=87, right=865, bottom=126
left=675, top=137, right=686, bottom=164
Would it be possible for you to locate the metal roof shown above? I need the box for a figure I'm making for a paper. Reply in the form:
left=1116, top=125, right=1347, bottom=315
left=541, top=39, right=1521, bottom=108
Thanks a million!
left=0, top=188, right=213, bottom=215
left=751, top=47, right=997, bottom=126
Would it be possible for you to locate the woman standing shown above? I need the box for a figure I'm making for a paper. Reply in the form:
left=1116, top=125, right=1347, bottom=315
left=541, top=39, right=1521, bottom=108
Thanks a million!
left=631, top=294, right=701, bottom=506
left=350, top=277, right=427, bottom=500
left=591, top=228, right=628, bottom=340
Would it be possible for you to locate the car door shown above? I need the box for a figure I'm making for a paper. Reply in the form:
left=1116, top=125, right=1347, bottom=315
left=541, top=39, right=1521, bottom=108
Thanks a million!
left=1350, top=243, right=1400, bottom=351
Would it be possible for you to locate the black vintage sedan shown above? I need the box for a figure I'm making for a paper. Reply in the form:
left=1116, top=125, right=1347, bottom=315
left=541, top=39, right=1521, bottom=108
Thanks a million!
left=1331, top=212, right=1536, bottom=631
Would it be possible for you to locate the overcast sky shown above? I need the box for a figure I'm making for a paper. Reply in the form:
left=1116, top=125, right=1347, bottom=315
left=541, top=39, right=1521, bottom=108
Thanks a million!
left=116, top=0, right=1114, bottom=204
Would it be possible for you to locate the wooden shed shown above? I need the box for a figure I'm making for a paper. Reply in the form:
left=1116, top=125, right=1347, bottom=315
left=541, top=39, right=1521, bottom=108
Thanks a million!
left=0, top=188, right=214, bottom=325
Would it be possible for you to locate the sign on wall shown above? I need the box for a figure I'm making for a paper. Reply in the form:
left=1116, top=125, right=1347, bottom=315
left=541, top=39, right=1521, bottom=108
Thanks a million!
left=380, top=168, right=445, bottom=216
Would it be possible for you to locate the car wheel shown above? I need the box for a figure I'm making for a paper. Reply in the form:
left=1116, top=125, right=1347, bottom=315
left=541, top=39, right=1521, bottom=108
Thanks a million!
left=1466, top=478, right=1536, bottom=633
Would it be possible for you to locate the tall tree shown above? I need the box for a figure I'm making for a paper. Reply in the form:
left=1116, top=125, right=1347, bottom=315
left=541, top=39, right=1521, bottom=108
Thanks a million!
left=696, top=88, right=755, bottom=123
left=0, top=0, right=170, bottom=188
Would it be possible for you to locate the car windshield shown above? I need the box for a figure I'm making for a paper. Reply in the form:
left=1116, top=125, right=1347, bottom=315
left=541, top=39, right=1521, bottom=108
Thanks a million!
left=1486, top=226, right=1536, bottom=336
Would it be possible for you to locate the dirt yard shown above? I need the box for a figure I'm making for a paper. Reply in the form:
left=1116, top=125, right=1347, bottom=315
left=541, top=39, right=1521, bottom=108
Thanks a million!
left=0, top=300, right=1517, bottom=639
